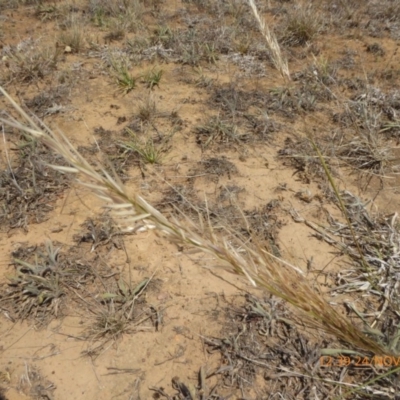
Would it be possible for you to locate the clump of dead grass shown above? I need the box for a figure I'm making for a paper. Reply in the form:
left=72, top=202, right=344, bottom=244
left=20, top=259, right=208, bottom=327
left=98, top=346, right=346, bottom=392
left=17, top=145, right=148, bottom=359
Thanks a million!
left=58, top=24, right=85, bottom=53
left=332, top=87, right=400, bottom=178
left=136, top=96, right=158, bottom=124
left=205, top=294, right=399, bottom=399
left=24, top=85, right=70, bottom=117
left=18, top=364, right=55, bottom=400
left=323, top=191, right=400, bottom=351
left=88, top=0, right=143, bottom=17
left=34, top=3, right=64, bottom=21
left=0, top=241, right=93, bottom=325
left=195, top=157, right=238, bottom=183
left=195, top=116, right=245, bottom=149
left=82, top=276, right=156, bottom=357
left=278, top=135, right=334, bottom=183
left=307, top=133, right=400, bottom=366
left=281, top=5, right=323, bottom=46
left=337, top=131, right=393, bottom=174
left=1, top=39, right=60, bottom=84
left=73, top=215, right=124, bottom=251
left=150, top=369, right=228, bottom=399
left=0, top=136, right=69, bottom=232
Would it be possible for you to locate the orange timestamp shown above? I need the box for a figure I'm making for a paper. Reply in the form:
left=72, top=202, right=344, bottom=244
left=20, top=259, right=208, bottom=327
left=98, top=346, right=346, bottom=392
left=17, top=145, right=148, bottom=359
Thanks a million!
left=320, top=355, right=400, bottom=368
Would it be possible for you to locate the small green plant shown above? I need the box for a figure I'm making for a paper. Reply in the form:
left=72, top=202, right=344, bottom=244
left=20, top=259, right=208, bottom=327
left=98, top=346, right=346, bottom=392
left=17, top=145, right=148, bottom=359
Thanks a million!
left=120, top=129, right=169, bottom=164
left=203, top=43, right=219, bottom=64
left=88, top=0, right=144, bottom=32
left=91, top=7, right=107, bottom=27
left=152, top=24, right=174, bottom=46
left=180, top=44, right=202, bottom=66
left=108, top=56, right=136, bottom=93
left=116, top=69, right=136, bottom=93
left=142, top=68, right=163, bottom=89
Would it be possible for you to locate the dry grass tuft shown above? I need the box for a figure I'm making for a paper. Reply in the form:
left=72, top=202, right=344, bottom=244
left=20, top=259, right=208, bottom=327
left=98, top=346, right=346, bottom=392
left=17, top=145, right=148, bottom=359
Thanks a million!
left=0, top=240, right=93, bottom=325
left=0, top=135, right=70, bottom=232
left=281, top=5, right=322, bottom=46
left=1, top=39, right=60, bottom=83
left=58, top=24, right=84, bottom=53
left=82, top=276, right=154, bottom=357
left=18, top=364, right=55, bottom=399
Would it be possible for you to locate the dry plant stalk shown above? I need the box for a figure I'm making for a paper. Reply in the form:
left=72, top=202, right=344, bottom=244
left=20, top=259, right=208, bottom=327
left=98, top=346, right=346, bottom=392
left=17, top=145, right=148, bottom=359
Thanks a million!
left=247, top=0, right=291, bottom=81
left=0, top=87, right=390, bottom=356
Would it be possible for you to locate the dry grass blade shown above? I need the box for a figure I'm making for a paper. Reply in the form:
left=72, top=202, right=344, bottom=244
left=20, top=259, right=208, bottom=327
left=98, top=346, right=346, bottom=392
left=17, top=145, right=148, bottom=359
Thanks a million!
left=246, top=0, right=290, bottom=82
left=0, top=86, right=391, bottom=357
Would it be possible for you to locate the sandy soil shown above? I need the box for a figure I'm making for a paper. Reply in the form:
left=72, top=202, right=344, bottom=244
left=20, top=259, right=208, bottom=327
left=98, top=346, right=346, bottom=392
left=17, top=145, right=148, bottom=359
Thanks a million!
left=1, top=1, right=400, bottom=399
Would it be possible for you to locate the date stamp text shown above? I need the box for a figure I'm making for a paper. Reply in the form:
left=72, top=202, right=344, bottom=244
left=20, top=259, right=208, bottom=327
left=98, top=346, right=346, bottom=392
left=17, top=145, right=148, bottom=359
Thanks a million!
left=320, top=355, right=400, bottom=368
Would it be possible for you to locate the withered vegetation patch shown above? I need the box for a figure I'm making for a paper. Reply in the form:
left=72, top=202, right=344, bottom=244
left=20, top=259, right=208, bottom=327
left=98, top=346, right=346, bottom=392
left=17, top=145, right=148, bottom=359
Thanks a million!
left=71, top=216, right=160, bottom=357
left=210, top=82, right=322, bottom=127
left=0, top=138, right=70, bottom=232
left=321, top=191, right=400, bottom=353
left=158, top=183, right=282, bottom=255
left=24, top=85, right=71, bottom=118
left=18, top=364, right=56, bottom=400
left=0, top=214, right=160, bottom=352
left=277, top=87, right=400, bottom=187
left=242, top=201, right=283, bottom=252
left=211, top=85, right=259, bottom=116
left=332, top=87, right=400, bottom=138
left=195, top=157, right=238, bottom=182
left=0, top=240, right=94, bottom=326
left=157, top=184, right=200, bottom=218
left=0, top=39, right=60, bottom=84
left=195, top=115, right=246, bottom=149
left=78, top=126, right=136, bottom=179
left=278, top=136, right=334, bottom=184
left=81, top=274, right=159, bottom=358
left=202, top=295, right=399, bottom=399
left=150, top=371, right=231, bottom=400
left=73, top=214, right=125, bottom=252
